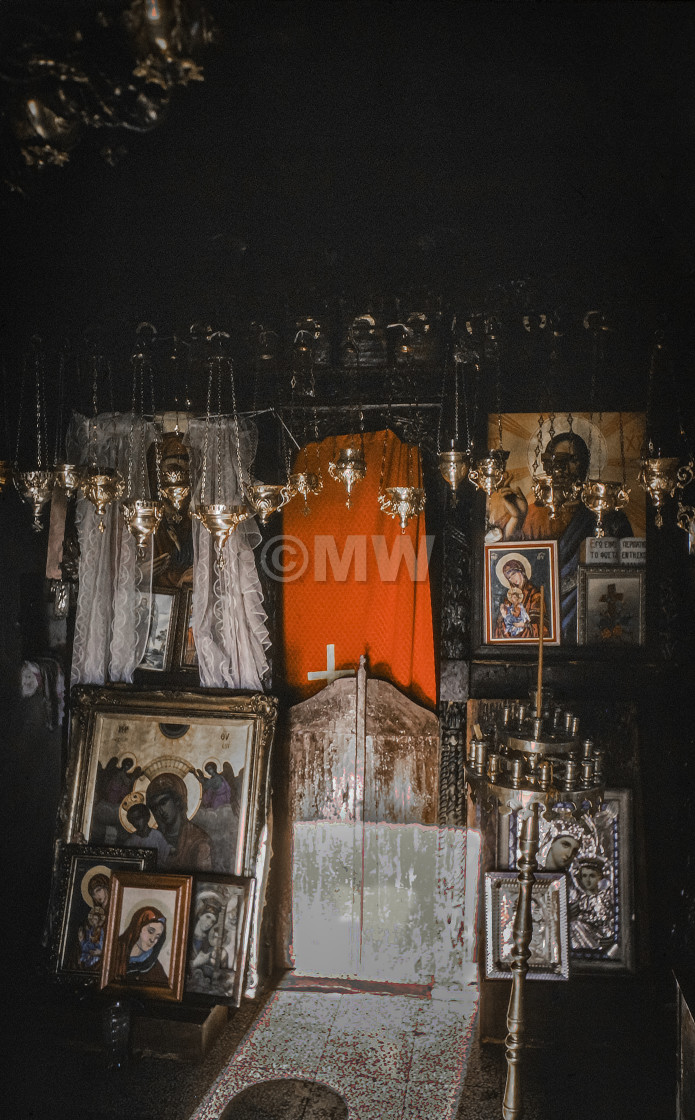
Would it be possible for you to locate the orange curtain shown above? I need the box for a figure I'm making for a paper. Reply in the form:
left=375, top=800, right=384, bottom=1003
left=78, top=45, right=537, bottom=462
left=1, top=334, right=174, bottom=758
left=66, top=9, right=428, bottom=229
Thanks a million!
left=279, top=429, right=436, bottom=708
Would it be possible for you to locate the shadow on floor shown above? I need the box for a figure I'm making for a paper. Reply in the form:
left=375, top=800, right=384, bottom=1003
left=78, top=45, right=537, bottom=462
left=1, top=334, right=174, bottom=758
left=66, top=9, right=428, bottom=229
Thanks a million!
left=458, top=972, right=676, bottom=1120
left=5, top=962, right=677, bottom=1120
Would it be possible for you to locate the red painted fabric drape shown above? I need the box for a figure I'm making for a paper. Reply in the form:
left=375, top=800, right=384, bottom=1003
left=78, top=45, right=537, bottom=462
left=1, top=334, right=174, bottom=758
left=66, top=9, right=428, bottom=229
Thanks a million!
left=279, top=429, right=436, bottom=708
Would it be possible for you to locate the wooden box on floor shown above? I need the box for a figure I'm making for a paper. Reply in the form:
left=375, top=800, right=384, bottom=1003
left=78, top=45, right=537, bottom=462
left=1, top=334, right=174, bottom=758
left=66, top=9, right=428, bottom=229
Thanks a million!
left=131, top=1003, right=228, bottom=1062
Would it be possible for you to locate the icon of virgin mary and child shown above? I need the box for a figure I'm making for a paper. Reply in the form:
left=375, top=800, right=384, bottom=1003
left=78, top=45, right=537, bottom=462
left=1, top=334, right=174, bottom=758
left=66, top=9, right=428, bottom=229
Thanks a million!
left=494, top=555, right=550, bottom=640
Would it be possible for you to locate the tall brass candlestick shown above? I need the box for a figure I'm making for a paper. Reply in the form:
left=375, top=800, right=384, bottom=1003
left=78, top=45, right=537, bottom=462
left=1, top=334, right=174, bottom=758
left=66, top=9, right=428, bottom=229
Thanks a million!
left=536, top=585, right=544, bottom=716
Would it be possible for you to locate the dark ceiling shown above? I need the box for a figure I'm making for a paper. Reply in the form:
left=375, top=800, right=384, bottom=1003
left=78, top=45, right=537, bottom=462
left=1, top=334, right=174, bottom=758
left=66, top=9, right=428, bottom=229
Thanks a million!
left=1, top=1, right=695, bottom=405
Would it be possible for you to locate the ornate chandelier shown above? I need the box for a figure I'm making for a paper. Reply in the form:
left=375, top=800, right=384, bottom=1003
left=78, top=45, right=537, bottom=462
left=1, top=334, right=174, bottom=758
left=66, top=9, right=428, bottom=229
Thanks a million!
left=1, top=1, right=217, bottom=183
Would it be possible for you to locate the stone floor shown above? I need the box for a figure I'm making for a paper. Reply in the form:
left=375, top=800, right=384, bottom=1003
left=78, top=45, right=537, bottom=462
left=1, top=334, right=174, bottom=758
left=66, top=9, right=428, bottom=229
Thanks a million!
left=6, top=966, right=676, bottom=1119
left=188, top=987, right=479, bottom=1120
left=219, top=1079, right=349, bottom=1119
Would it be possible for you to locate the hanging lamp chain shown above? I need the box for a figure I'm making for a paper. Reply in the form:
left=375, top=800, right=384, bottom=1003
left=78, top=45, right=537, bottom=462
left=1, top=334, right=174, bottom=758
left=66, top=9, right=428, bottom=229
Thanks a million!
left=312, top=400, right=322, bottom=481
left=200, top=352, right=214, bottom=505
left=15, top=354, right=27, bottom=466
left=228, top=353, right=245, bottom=497
left=216, top=356, right=223, bottom=505
left=139, top=349, right=147, bottom=498
left=35, top=345, right=42, bottom=469
left=53, top=346, right=67, bottom=467
left=533, top=412, right=544, bottom=480
left=436, top=322, right=452, bottom=456
left=89, top=347, right=100, bottom=468
left=148, top=346, right=161, bottom=496
left=128, top=347, right=139, bottom=496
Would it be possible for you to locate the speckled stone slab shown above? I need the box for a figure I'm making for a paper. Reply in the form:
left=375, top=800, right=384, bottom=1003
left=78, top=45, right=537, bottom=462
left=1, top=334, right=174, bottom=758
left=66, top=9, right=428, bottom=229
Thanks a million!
left=220, top=1078, right=348, bottom=1119
left=188, top=987, right=479, bottom=1120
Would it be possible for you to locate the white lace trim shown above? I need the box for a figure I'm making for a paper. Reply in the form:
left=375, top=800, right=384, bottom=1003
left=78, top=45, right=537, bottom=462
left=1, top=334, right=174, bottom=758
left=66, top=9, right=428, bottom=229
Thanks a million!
left=187, top=416, right=270, bottom=690
left=68, top=412, right=153, bottom=686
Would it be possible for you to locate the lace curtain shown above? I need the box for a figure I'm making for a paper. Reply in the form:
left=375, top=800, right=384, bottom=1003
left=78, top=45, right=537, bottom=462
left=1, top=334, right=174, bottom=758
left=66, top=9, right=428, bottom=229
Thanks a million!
left=186, top=417, right=270, bottom=690
left=67, top=413, right=153, bottom=685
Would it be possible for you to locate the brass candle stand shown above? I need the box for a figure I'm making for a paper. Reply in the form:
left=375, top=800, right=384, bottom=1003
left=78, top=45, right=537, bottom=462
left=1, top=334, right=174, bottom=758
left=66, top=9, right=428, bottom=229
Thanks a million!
left=465, top=689, right=604, bottom=1120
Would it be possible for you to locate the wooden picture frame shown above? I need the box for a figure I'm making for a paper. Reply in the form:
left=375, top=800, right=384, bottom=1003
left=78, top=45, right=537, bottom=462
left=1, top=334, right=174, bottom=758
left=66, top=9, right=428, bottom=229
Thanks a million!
left=484, top=871, right=569, bottom=980
left=47, top=842, right=157, bottom=986
left=61, top=686, right=278, bottom=877
left=185, top=874, right=255, bottom=1006
left=175, top=587, right=198, bottom=670
left=137, top=588, right=178, bottom=672
left=577, top=566, right=646, bottom=646
left=483, top=540, right=560, bottom=645
left=100, top=870, right=192, bottom=1001
left=500, top=788, right=635, bottom=973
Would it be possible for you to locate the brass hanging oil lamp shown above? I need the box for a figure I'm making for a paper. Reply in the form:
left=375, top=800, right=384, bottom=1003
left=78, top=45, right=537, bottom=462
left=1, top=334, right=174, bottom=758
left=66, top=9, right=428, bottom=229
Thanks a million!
left=469, top=324, right=510, bottom=496
left=50, top=348, right=85, bottom=499
left=529, top=413, right=567, bottom=516
left=677, top=496, right=695, bottom=554
left=437, top=337, right=471, bottom=503
left=637, top=333, right=694, bottom=527
left=328, top=445, right=367, bottom=507
left=378, top=329, right=427, bottom=529
left=530, top=324, right=581, bottom=520
left=328, top=353, right=367, bottom=507
left=15, top=468, right=54, bottom=530
left=576, top=316, right=631, bottom=535
left=581, top=410, right=631, bottom=538
left=581, top=477, right=631, bottom=537
left=159, top=338, right=191, bottom=517
left=159, top=454, right=190, bottom=514
left=245, top=481, right=294, bottom=524
left=638, top=456, right=684, bottom=527
left=121, top=328, right=164, bottom=554
left=14, top=340, right=54, bottom=531
left=469, top=446, right=510, bottom=496
left=288, top=469, right=322, bottom=513
left=674, top=415, right=695, bottom=551
left=52, top=462, right=85, bottom=497
left=245, top=404, right=295, bottom=524
left=377, top=423, right=425, bottom=533
left=80, top=348, right=124, bottom=531
left=438, top=449, right=469, bottom=497
left=192, top=334, right=250, bottom=564
left=194, top=501, right=249, bottom=557
left=284, top=368, right=324, bottom=514
left=82, top=467, right=125, bottom=531
left=378, top=484, right=426, bottom=532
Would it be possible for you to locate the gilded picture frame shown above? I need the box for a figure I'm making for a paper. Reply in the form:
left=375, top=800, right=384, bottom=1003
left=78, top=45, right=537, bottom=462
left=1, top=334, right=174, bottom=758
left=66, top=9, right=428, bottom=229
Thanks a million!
left=484, top=540, right=561, bottom=645
left=47, top=842, right=157, bottom=986
left=484, top=871, right=569, bottom=980
left=60, top=686, right=278, bottom=878
left=577, top=567, right=646, bottom=646
left=500, top=788, right=635, bottom=973
left=185, top=873, right=255, bottom=1006
left=100, top=870, right=192, bottom=1002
